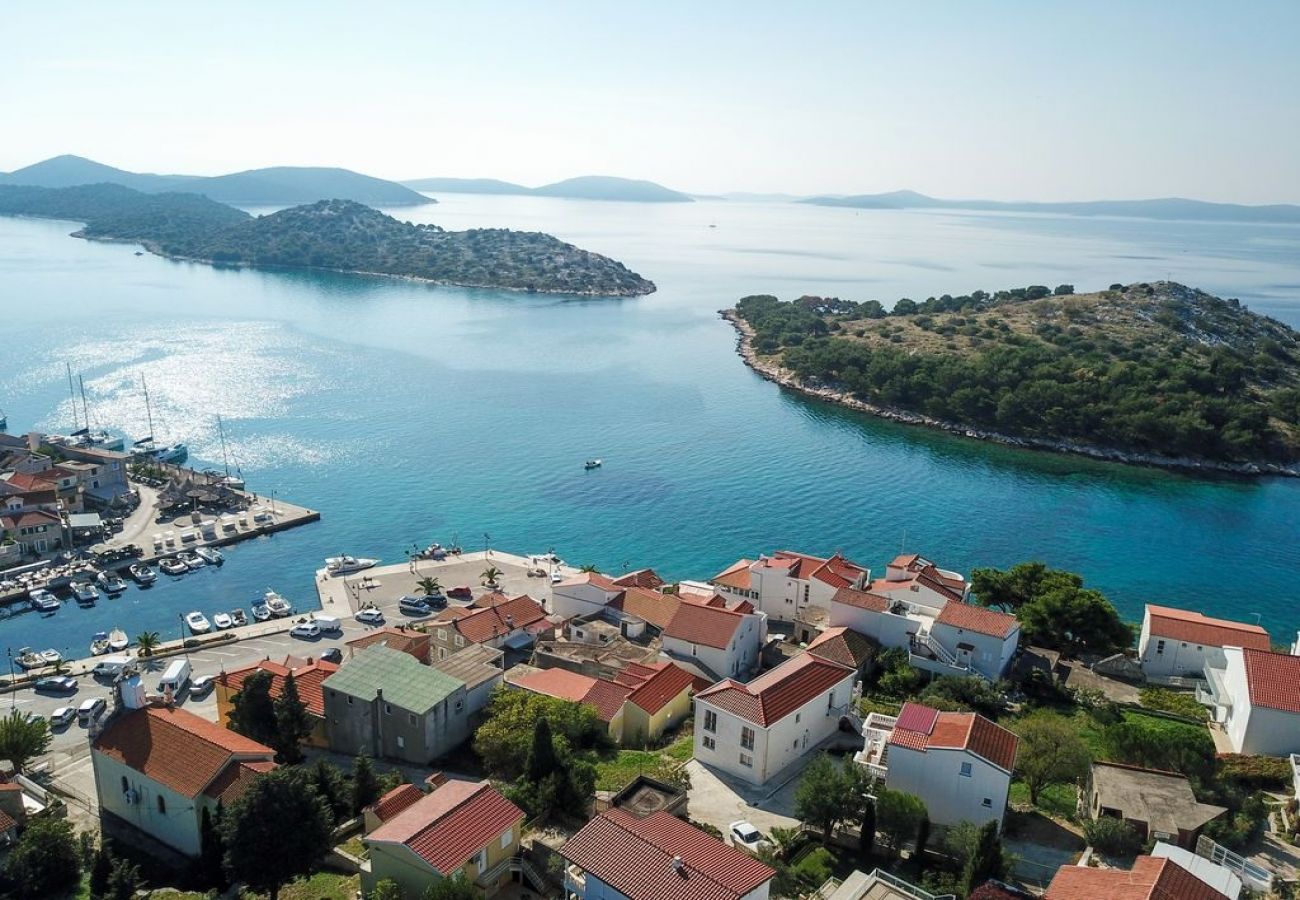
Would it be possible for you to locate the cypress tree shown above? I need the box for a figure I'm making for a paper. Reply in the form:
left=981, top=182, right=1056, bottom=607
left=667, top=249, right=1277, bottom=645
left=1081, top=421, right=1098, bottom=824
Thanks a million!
left=858, top=796, right=876, bottom=857
left=914, top=814, right=931, bottom=872
left=89, top=839, right=114, bottom=900
left=962, top=821, right=1005, bottom=895
left=229, top=671, right=277, bottom=746
left=526, top=718, right=559, bottom=783
left=272, top=671, right=312, bottom=763
left=351, top=754, right=381, bottom=816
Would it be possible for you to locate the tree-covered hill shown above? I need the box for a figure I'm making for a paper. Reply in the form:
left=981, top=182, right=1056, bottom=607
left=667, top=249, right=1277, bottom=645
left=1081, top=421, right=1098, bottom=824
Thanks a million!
left=730, top=282, right=1300, bottom=467
left=0, top=184, right=655, bottom=296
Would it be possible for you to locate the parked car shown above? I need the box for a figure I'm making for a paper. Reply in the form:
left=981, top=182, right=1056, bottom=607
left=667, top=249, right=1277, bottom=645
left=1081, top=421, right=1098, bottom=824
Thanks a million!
left=34, top=676, right=78, bottom=694
left=49, top=706, right=76, bottom=728
left=447, top=586, right=473, bottom=600
left=320, top=647, right=343, bottom=664
left=189, top=675, right=216, bottom=696
left=355, top=606, right=384, bottom=624
left=418, top=594, right=446, bottom=610
left=290, top=621, right=321, bottom=639
left=729, top=821, right=767, bottom=854
left=77, top=696, right=107, bottom=723
left=398, top=595, right=432, bottom=616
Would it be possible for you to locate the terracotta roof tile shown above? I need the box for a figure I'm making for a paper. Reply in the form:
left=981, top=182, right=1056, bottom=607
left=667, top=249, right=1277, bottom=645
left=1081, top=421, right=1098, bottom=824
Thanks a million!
left=93, top=706, right=275, bottom=798
left=1045, top=855, right=1229, bottom=900
left=611, top=586, right=681, bottom=629
left=612, top=569, right=665, bottom=589
left=583, top=678, right=634, bottom=722
left=807, top=627, right=877, bottom=669
left=368, top=780, right=524, bottom=875
left=1241, top=648, right=1300, bottom=713
left=365, top=783, right=426, bottom=823
left=887, top=702, right=1018, bottom=772
left=204, top=759, right=276, bottom=805
left=563, top=809, right=774, bottom=900
left=664, top=603, right=745, bottom=650
left=345, top=627, right=432, bottom=663
left=695, top=654, right=853, bottom=727
left=831, top=587, right=889, bottom=612
left=623, top=662, right=697, bottom=715
left=936, top=602, right=1020, bottom=639
left=0, top=809, right=15, bottom=833
left=557, top=572, right=621, bottom=592
left=712, top=559, right=755, bottom=591
left=217, top=658, right=340, bottom=716
left=1146, top=605, right=1271, bottom=651
left=453, top=595, right=547, bottom=644
left=511, top=667, right=598, bottom=705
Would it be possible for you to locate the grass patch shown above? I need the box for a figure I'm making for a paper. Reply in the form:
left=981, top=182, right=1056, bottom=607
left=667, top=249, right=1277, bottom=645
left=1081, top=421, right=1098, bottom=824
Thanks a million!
left=238, top=872, right=359, bottom=900
left=1139, top=687, right=1208, bottom=721
left=1009, top=778, right=1079, bottom=821
left=338, top=835, right=369, bottom=860
left=662, top=733, right=694, bottom=762
left=595, top=749, right=682, bottom=791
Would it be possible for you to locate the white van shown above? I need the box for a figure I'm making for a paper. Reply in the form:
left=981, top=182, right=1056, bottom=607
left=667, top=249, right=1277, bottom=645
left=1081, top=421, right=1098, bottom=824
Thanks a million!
left=313, top=615, right=342, bottom=633
left=77, top=696, right=107, bottom=722
left=92, top=656, right=134, bottom=679
left=158, top=659, right=192, bottom=695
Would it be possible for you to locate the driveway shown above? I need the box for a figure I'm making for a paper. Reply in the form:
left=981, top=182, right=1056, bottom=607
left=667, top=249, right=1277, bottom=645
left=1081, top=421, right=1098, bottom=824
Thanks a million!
left=685, top=760, right=800, bottom=838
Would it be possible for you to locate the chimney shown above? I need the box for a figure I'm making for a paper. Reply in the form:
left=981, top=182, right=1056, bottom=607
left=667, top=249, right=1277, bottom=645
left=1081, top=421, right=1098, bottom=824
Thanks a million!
left=671, top=856, right=685, bottom=875
left=26, top=432, right=40, bottom=453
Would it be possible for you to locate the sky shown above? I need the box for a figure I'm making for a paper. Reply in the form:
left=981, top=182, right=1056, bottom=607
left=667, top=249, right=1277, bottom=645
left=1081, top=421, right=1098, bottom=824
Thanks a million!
left=3, top=1, right=1298, bottom=203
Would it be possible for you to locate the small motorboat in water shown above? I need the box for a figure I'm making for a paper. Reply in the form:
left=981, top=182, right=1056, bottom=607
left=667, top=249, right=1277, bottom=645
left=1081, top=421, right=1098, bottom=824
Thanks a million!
left=325, top=555, right=379, bottom=575
left=97, top=570, right=129, bottom=594
left=584, top=458, right=603, bottom=470
left=71, top=581, right=100, bottom=605
left=263, top=590, right=291, bottom=617
left=39, top=649, right=62, bottom=666
left=159, top=557, right=188, bottom=576
left=179, top=550, right=205, bottom=568
left=28, top=589, right=60, bottom=613
left=195, top=546, right=224, bottom=565
left=129, top=563, right=157, bottom=585
left=213, top=612, right=233, bottom=630
left=108, top=628, right=129, bottom=652
left=185, top=611, right=211, bottom=634
left=15, top=648, right=44, bottom=669
left=251, top=603, right=272, bottom=622
left=230, top=608, right=248, bottom=627
left=90, top=632, right=111, bottom=656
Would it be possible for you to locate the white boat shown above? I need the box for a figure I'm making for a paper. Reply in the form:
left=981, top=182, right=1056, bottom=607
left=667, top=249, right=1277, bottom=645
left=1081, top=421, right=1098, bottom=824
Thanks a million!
left=179, top=550, right=205, bottom=568
left=15, top=648, right=44, bottom=669
left=97, top=571, right=128, bottom=594
left=263, top=590, right=291, bottom=617
left=213, top=612, right=233, bottom=630
left=90, top=632, right=111, bottom=656
left=39, top=649, right=62, bottom=666
left=159, top=557, right=188, bottom=576
left=28, top=589, right=59, bottom=612
left=251, top=603, right=272, bottom=622
left=230, top=609, right=248, bottom=627
left=108, top=628, right=129, bottom=652
left=129, top=563, right=157, bottom=585
left=324, top=555, right=379, bottom=575
left=185, top=611, right=211, bottom=634
left=584, top=458, right=603, bottom=470
left=195, top=546, right=224, bottom=565
left=72, top=581, right=100, bottom=604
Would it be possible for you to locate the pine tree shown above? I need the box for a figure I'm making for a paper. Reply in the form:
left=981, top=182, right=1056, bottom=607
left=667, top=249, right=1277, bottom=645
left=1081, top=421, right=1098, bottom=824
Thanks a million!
left=272, top=671, right=312, bottom=764
left=858, top=796, right=875, bottom=857
left=197, top=803, right=227, bottom=889
left=962, top=821, right=1005, bottom=895
left=229, top=671, right=277, bottom=746
left=89, top=839, right=114, bottom=900
left=351, top=754, right=382, bottom=816
left=103, top=857, right=143, bottom=900
left=526, top=718, right=559, bottom=783
left=914, top=814, right=931, bottom=872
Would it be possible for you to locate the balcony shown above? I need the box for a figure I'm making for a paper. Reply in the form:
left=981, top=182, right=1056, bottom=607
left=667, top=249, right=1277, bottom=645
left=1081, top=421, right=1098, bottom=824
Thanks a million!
left=564, top=863, right=587, bottom=899
left=853, top=713, right=897, bottom=780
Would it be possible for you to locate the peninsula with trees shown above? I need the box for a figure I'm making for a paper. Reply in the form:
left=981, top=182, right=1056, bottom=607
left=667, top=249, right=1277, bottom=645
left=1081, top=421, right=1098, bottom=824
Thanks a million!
left=726, top=281, right=1300, bottom=474
left=0, top=183, right=656, bottom=296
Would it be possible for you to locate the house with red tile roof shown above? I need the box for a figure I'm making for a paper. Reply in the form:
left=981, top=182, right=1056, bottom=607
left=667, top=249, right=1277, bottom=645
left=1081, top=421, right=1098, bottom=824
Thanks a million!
left=362, top=779, right=531, bottom=899
left=856, top=702, right=1018, bottom=831
left=91, top=705, right=276, bottom=856
left=694, top=653, right=856, bottom=785
left=806, top=626, right=878, bottom=676
left=711, top=550, right=870, bottom=628
left=921, top=601, right=1021, bottom=680
left=0, top=508, right=62, bottom=554
left=562, top=808, right=775, bottom=900
left=1044, top=854, right=1231, bottom=900
left=214, top=656, right=339, bottom=747
left=346, top=626, right=432, bottom=664
left=428, top=594, right=550, bottom=658
left=362, top=782, right=426, bottom=833
left=1202, top=646, right=1300, bottom=756
left=870, top=553, right=970, bottom=612
left=550, top=571, right=627, bottom=618
left=661, top=600, right=766, bottom=680
left=1139, top=604, right=1272, bottom=679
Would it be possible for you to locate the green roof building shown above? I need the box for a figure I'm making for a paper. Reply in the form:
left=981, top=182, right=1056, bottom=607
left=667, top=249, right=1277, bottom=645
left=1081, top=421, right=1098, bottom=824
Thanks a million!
left=323, top=645, right=470, bottom=764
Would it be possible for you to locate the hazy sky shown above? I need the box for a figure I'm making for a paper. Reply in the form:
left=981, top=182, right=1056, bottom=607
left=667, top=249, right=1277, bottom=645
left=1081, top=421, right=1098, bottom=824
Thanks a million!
left=4, top=1, right=1298, bottom=203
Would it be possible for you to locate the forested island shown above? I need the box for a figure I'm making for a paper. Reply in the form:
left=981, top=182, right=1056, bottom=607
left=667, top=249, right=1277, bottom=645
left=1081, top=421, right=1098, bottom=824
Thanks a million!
left=727, top=282, right=1300, bottom=474
left=0, top=184, right=655, bottom=296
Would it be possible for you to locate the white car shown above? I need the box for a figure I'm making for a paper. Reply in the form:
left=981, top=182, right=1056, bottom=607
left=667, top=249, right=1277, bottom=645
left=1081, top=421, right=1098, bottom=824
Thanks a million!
left=290, top=622, right=321, bottom=639
left=190, top=675, right=216, bottom=696
left=355, top=607, right=384, bottom=624
left=50, top=706, right=76, bottom=728
left=550, top=572, right=564, bottom=584
left=728, top=821, right=766, bottom=853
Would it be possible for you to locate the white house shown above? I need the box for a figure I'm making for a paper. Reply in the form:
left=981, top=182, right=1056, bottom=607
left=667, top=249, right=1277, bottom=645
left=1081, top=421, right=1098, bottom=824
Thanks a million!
left=1139, top=604, right=1273, bottom=679
left=1201, top=647, right=1300, bottom=756
left=712, top=550, right=869, bottom=625
left=693, top=653, right=856, bottom=785
left=550, top=572, right=623, bottom=619
left=661, top=601, right=765, bottom=680
left=92, top=704, right=276, bottom=856
left=867, top=554, right=969, bottom=613
left=563, top=808, right=774, bottom=900
left=919, top=601, right=1020, bottom=680
left=856, top=702, right=1017, bottom=831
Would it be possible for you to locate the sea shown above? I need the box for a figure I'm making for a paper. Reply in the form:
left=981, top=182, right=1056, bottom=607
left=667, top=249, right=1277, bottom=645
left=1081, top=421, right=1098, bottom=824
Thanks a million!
left=1, top=194, right=1299, bottom=658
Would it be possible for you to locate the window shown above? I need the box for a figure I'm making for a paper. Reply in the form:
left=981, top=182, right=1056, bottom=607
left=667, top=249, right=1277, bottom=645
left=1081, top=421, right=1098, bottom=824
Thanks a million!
left=408, top=713, right=416, bottom=725
left=703, top=710, right=717, bottom=733
left=501, top=828, right=513, bottom=849
left=960, top=762, right=972, bottom=777
left=454, top=635, right=464, bottom=648
left=472, top=850, right=486, bottom=873
left=702, top=736, right=716, bottom=750
left=157, top=795, right=166, bottom=814
left=982, top=798, right=993, bottom=808
left=795, top=712, right=801, bottom=723
left=455, top=699, right=464, bottom=713
left=739, top=753, right=753, bottom=768
left=385, top=704, right=392, bottom=715
left=438, top=629, right=447, bottom=641
left=438, top=648, right=447, bottom=660
left=396, top=735, right=405, bottom=749
left=120, top=776, right=128, bottom=793
left=741, top=726, right=755, bottom=750
left=793, top=739, right=799, bottom=749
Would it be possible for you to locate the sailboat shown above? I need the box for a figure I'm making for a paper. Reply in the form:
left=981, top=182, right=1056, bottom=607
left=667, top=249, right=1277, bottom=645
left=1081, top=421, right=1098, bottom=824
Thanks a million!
left=0, top=408, right=7, bottom=432
left=132, top=374, right=188, bottom=464
left=215, top=415, right=244, bottom=489
left=52, top=365, right=124, bottom=451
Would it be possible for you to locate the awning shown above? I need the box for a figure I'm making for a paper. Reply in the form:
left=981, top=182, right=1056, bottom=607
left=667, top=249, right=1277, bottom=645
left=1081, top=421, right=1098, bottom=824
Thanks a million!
left=68, top=513, right=102, bottom=529
left=503, top=631, right=534, bottom=649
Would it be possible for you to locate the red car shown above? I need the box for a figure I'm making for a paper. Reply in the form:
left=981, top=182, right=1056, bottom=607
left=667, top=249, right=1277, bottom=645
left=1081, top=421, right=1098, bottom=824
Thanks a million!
left=447, top=586, right=473, bottom=599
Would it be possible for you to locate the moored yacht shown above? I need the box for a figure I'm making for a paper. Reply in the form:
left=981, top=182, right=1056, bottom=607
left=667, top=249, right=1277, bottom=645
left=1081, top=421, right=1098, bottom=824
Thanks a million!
left=28, top=589, right=59, bottom=612
left=108, top=628, right=129, bottom=652
left=195, top=546, right=224, bottom=565
left=90, top=632, right=111, bottom=656
left=71, top=581, right=100, bottom=605
left=158, top=557, right=188, bottom=576
left=185, top=611, right=211, bottom=634
left=97, top=570, right=129, bottom=594
left=263, top=590, right=291, bottom=617
left=213, top=612, right=233, bottom=630
left=129, top=563, right=157, bottom=585
left=324, top=555, right=379, bottom=575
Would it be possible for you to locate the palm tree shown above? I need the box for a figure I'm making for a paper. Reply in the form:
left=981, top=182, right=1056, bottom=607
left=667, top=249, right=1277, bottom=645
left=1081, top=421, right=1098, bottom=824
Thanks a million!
left=579, top=564, right=599, bottom=573
left=480, top=566, right=503, bottom=587
left=416, top=576, right=442, bottom=597
left=135, top=631, right=160, bottom=658
left=0, top=710, right=51, bottom=773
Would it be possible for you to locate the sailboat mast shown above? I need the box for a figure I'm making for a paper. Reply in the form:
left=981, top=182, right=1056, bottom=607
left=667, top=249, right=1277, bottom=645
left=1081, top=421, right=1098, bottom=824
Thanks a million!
left=142, top=374, right=155, bottom=443
left=218, top=415, right=231, bottom=479
left=78, top=376, right=91, bottom=434
left=66, top=363, right=79, bottom=433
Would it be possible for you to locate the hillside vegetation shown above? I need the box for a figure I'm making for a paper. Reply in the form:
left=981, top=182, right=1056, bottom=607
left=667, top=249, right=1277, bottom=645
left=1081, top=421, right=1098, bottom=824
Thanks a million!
left=0, top=184, right=655, bottom=296
left=733, top=282, right=1300, bottom=466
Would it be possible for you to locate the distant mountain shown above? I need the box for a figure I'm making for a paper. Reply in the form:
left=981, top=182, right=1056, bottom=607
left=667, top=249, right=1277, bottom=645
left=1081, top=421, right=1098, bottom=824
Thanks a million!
left=801, top=190, right=1300, bottom=223
left=403, top=177, right=530, bottom=195
left=0, top=155, right=431, bottom=207
left=400, top=174, right=693, bottom=203
left=0, top=183, right=654, bottom=296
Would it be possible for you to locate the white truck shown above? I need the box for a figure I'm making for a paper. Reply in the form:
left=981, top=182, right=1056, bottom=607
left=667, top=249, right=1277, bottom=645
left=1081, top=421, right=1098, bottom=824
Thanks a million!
left=92, top=656, right=134, bottom=679
left=313, top=614, right=342, bottom=633
left=158, top=658, right=192, bottom=695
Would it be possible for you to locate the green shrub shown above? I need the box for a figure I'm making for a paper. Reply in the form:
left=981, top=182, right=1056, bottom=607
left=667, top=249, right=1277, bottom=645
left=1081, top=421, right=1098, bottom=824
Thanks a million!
left=1138, top=688, right=1208, bottom=721
left=1082, top=817, right=1143, bottom=856
left=1217, top=754, right=1293, bottom=791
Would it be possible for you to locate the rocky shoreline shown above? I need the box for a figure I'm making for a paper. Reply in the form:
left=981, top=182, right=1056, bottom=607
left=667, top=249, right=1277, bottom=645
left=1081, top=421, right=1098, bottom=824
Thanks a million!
left=720, top=309, right=1300, bottom=478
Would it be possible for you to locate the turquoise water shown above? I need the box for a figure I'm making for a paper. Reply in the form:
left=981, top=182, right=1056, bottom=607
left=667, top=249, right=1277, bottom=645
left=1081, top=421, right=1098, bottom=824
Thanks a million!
left=2, top=196, right=1299, bottom=656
